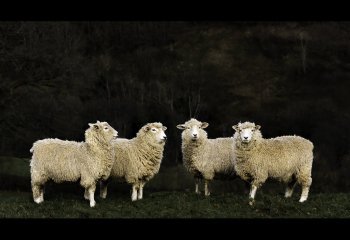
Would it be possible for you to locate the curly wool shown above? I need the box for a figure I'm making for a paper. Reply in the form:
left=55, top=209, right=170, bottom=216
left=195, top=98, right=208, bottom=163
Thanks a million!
left=232, top=121, right=314, bottom=204
left=180, top=119, right=236, bottom=181
left=182, top=137, right=235, bottom=180
left=110, top=122, right=165, bottom=184
left=233, top=122, right=313, bottom=187
left=30, top=122, right=115, bottom=189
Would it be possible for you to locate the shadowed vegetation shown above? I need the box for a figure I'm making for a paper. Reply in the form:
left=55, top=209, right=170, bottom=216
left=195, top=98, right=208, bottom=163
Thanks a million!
left=1, top=190, right=350, bottom=218
left=0, top=157, right=349, bottom=218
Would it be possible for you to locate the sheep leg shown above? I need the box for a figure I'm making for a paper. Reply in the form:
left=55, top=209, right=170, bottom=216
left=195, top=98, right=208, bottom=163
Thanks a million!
left=131, top=184, right=138, bottom=201
left=243, top=179, right=251, bottom=194
left=285, top=177, right=297, bottom=198
left=84, top=189, right=89, bottom=200
left=39, top=185, right=45, bottom=202
left=31, top=172, right=46, bottom=204
left=297, top=165, right=312, bottom=202
left=299, top=187, right=309, bottom=202
left=138, top=181, right=145, bottom=200
left=100, top=180, right=109, bottom=199
left=88, top=185, right=96, bottom=207
left=32, top=183, right=44, bottom=204
left=204, top=180, right=210, bottom=196
left=299, top=186, right=310, bottom=202
left=195, top=178, right=201, bottom=194
left=249, top=184, right=258, bottom=205
left=299, top=177, right=312, bottom=203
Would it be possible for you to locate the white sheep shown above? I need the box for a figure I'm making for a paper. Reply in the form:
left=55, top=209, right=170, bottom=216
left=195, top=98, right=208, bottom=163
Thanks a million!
left=176, top=118, right=236, bottom=196
left=99, top=122, right=167, bottom=201
left=30, top=121, right=118, bottom=207
left=232, top=121, right=313, bottom=205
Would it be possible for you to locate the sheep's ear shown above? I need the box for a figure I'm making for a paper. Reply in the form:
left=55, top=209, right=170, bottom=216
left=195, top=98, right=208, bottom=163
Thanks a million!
left=162, top=126, right=167, bottom=131
left=201, top=122, right=209, bottom=129
left=255, top=125, right=261, bottom=130
left=88, top=123, right=93, bottom=127
left=97, top=120, right=101, bottom=124
left=232, top=124, right=239, bottom=131
left=176, top=124, right=186, bottom=130
left=144, top=125, right=151, bottom=132
left=94, top=124, right=99, bottom=130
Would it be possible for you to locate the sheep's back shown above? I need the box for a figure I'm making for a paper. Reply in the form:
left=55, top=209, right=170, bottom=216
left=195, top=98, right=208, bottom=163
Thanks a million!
left=255, top=136, right=313, bottom=180
left=30, top=139, right=84, bottom=182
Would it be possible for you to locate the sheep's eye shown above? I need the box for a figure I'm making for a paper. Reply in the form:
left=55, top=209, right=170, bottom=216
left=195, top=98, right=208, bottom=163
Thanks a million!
left=151, top=128, right=157, bottom=132
left=104, top=127, right=109, bottom=130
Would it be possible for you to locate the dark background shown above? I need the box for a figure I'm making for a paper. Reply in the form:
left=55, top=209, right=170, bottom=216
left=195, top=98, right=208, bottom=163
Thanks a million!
left=1, top=21, right=349, bottom=192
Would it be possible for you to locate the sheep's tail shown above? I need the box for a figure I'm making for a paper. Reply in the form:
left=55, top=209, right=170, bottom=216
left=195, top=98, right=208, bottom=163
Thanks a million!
left=308, top=139, right=314, bottom=151
left=30, top=142, right=37, bottom=153
left=29, top=145, right=35, bottom=167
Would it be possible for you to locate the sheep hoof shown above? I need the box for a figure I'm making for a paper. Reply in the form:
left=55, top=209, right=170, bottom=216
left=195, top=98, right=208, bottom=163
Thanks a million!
left=90, top=201, right=96, bottom=207
left=285, top=190, right=293, bottom=198
left=34, top=198, right=43, bottom=204
left=205, top=193, right=210, bottom=197
left=100, top=193, right=107, bottom=199
left=249, top=199, right=255, bottom=206
left=299, top=198, right=307, bottom=203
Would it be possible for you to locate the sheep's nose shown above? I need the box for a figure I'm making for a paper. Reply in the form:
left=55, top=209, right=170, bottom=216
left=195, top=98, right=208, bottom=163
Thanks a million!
left=163, top=136, right=167, bottom=140
left=193, top=134, right=197, bottom=137
left=244, top=136, right=248, bottom=139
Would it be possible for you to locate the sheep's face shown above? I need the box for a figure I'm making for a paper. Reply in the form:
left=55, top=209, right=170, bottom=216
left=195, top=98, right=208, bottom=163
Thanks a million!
left=232, top=122, right=261, bottom=144
left=177, top=118, right=209, bottom=142
left=143, top=123, right=167, bottom=144
left=88, top=121, right=118, bottom=142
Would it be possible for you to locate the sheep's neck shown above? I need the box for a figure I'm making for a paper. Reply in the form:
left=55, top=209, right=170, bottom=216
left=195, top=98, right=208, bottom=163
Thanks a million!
left=135, top=137, right=164, bottom=166
left=234, top=139, right=262, bottom=164
left=182, top=137, right=207, bottom=165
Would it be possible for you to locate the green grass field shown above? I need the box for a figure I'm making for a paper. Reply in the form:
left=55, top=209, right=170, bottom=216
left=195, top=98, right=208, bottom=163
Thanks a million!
left=1, top=157, right=350, bottom=218
left=2, top=190, right=350, bottom=218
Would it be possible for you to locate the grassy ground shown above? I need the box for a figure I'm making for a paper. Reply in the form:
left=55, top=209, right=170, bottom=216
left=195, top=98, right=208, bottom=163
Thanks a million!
left=1, top=190, right=350, bottom=218
left=1, top=157, right=350, bottom=218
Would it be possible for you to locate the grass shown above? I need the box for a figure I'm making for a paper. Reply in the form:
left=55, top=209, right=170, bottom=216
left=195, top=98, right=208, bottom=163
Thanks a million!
left=1, top=156, right=350, bottom=218
left=1, top=190, right=350, bottom=218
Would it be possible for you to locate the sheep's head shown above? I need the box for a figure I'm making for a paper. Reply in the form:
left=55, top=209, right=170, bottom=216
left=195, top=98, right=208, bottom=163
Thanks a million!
left=139, top=122, right=167, bottom=144
left=86, top=120, right=118, bottom=144
left=176, top=118, right=209, bottom=142
left=232, top=121, right=261, bottom=144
